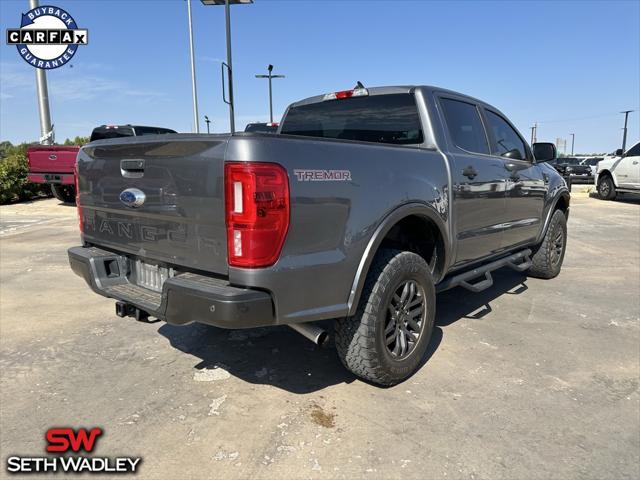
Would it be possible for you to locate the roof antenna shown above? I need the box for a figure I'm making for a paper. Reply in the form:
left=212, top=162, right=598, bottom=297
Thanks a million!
left=355, top=81, right=365, bottom=89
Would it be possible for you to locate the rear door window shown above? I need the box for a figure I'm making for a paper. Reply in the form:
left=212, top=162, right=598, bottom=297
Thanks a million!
left=281, top=94, right=424, bottom=145
left=439, top=98, right=489, bottom=154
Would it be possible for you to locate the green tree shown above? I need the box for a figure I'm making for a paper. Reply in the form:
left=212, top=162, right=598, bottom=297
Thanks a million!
left=63, top=136, right=89, bottom=146
left=0, top=144, right=49, bottom=204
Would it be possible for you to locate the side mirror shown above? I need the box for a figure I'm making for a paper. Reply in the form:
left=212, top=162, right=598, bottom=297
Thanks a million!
left=614, top=149, right=624, bottom=156
left=533, top=142, right=557, bottom=162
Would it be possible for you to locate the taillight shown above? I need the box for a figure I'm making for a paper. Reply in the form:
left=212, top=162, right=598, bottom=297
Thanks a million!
left=224, top=162, right=289, bottom=268
left=74, top=161, right=83, bottom=233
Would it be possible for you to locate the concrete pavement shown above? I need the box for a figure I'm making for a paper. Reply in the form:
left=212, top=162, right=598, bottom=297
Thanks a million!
left=1, top=193, right=638, bottom=479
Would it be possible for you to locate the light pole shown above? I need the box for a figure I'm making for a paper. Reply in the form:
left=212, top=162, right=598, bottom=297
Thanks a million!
left=255, top=64, right=285, bottom=123
left=620, top=110, right=634, bottom=153
left=530, top=122, right=537, bottom=144
left=29, top=0, right=54, bottom=144
left=186, top=0, right=200, bottom=133
left=204, top=115, right=211, bottom=134
left=570, top=133, right=575, bottom=155
left=530, top=125, right=536, bottom=145
left=201, top=0, right=253, bottom=133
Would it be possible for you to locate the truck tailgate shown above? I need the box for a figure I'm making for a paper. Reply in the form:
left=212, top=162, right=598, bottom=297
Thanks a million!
left=77, top=135, right=229, bottom=275
left=28, top=145, right=79, bottom=173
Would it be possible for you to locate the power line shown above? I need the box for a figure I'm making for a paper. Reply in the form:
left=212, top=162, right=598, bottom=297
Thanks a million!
left=535, top=112, right=622, bottom=125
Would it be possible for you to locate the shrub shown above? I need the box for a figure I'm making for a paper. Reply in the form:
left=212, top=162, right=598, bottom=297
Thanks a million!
left=0, top=152, right=50, bottom=204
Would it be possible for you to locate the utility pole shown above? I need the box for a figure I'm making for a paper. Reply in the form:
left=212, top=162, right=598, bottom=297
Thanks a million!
left=204, top=115, right=211, bottom=134
left=621, top=110, right=634, bottom=153
left=255, top=64, right=285, bottom=123
left=224, top=0, right=235, bottom=133
left=530, top=125, right=536, bottom=145
left=29, top=0, right=54, bottom=144
left=200, top=1, right=253, bottom=134
left=570, top=133, right=575, bottom=155
left=186, top=0, right=200, bottom=133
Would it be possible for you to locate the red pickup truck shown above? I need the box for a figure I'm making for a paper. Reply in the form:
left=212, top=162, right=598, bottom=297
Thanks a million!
left=27, top=145, right=80, bottom=203
left=27, top=125, right=177, bottom=203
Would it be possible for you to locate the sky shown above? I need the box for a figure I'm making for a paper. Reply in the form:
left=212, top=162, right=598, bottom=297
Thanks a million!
left=1, top=0, right=639, bottom=154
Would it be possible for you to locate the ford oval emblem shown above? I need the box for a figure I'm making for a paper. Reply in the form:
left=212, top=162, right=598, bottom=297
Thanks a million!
left=119, top=188, right=146, bottom=208
left=49, top=154, right=57, bottom=160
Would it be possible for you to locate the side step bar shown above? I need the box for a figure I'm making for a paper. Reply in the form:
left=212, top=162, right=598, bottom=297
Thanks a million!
left=436, top=249, right=532, bottom=293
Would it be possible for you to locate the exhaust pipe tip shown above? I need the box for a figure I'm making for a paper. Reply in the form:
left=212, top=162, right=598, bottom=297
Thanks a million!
left=316, top=330, right=330, bottom=349
left=289, top=323, right=330, bottom=348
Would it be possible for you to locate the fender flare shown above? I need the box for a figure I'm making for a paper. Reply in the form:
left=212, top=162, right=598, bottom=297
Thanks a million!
left=536, top=188, right=570, bottom=244
left=346, top=202, right=450, bottom=316
left=596, top=169, right=617, bottom=188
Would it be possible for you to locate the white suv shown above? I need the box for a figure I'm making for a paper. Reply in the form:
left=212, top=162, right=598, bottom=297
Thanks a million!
left=595, top=141, right=640, bottom=199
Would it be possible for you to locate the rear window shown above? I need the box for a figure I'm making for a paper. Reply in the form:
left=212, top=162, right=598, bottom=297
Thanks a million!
left=245, top=124, right=278, bottom=134
left=89, top=127, right=135, bottom=142
left=133, top=127, right=176, bottom=136
left=90, top=126, right=176, bottom=141
left=281, top=94, right=424, bottom=145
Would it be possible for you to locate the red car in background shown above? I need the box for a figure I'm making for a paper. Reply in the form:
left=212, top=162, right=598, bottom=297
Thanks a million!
left=27, top=125, right=177, bottom=203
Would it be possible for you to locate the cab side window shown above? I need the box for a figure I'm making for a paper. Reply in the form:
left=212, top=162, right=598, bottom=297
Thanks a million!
left=440, top=98, right=489, bottom=155
left=625, top=142, right=640, bottom=157
left=485, top=110, right=527, bottom=160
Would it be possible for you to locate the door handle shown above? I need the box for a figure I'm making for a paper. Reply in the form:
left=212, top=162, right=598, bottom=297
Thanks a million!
left=120, top=159, right=145, bottom=178
left=633, top=160, right=638, bottom=165
left=462, top=165, right=478, bottom=180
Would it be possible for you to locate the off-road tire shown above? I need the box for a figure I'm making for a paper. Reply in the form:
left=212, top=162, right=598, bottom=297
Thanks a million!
left=597, top=174, right=616, bottom=200
left=335, top=249, right=435, bottom=386
left=527, top=209, right=567, bottom=279
left=51, top=184, right=76, bottom=204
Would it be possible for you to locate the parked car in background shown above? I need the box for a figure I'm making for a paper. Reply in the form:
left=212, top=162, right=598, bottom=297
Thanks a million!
left=549, top=157, right=593, bottom=183
left=89, top=125, right=177, bottom=141
left=596, top=141, right=640, bottom=199
left=27, top=125, right=177, bottom=203
left=244, top=122, right=279, bottom=133
left=69, top=85, right=569, bottom=386
left=27, top=145, right=80, bottom=203
left=580, top=157, right=603, bottom=176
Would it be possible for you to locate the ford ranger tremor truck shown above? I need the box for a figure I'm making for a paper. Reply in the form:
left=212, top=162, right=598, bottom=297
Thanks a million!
left=68, top=86, right=569, bottom=386
left=27, top=125, right=177, bottom=203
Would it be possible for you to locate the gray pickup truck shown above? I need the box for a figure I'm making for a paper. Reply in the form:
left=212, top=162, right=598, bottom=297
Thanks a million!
left=68, top=85, right=569, bottom=385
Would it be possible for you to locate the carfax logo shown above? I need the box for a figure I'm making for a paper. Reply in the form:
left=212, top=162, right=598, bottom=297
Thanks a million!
left=6, top=5, right=88, bottom=69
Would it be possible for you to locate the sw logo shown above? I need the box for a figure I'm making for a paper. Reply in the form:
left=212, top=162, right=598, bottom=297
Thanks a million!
left=5, top=5, right=88, bottom=69
left=46, top=427, right=103, bottom=453
left=5, top=427, right=142, bottom=474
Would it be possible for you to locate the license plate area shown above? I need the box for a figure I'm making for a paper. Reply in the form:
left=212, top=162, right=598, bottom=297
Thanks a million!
left=131, top=259, right=174, bottom=292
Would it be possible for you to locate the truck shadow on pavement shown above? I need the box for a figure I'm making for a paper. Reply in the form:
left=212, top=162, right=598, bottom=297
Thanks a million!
left=157, top=267, right=527, bottom=393
left=436, top=268, right=528, bottom=326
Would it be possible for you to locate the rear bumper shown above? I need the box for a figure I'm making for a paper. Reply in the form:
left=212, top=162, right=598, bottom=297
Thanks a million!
left=28, top=173, right=74, bottom=185
left=68, top=246, right=275, bottom=328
